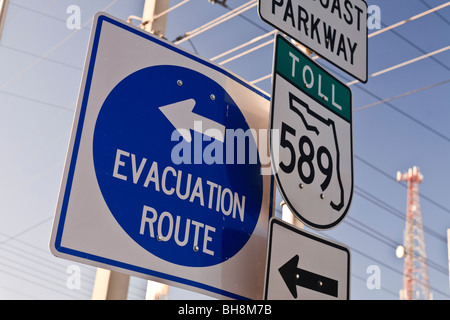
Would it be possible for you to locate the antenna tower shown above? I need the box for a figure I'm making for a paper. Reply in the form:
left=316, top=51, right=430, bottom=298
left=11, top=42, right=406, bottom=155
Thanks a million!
left=396, top=166, right=432, bottom=300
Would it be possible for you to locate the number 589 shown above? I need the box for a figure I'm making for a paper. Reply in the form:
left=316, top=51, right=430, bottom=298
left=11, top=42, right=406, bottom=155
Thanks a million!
left=279, top=122, right=333, bottom=192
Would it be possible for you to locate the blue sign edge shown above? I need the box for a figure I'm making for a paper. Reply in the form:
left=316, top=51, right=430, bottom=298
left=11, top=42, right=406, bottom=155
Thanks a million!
left=52, top=12, right=274, bottom=300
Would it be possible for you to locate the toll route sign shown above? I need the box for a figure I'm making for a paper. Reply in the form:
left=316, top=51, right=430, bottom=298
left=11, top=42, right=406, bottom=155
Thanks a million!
left=270, top=34, right=353, bottom=230
left=50, top=13, right=274, bottom=300
left=258, top=0, right=368, bottom=83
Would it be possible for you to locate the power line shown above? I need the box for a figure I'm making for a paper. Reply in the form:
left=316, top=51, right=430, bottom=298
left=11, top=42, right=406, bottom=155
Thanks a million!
left=7, top=0, right=89, bottom=29
left=174, top=0, right=257, bottom=44
left=354, top=79, right=450, bottom=112
left=351, top=272, right=399, bottom=299
left=0, top=0, right=120, bottom=91
left=0, top=0, right=59, bottom=62
left=355, top=155, right=450, bottom=217
left=0, top=233, right=145, bottom=299
left=345, top=205, right=448, bottom=276
left=419, top=0, right=450, bottom=25
left=128, top=0, right=191, bottom=29
left=218, top=38, right=273, bottom=65
left=210, top=29, right=276, bottom=62
left=379, top=22, right=450, bottom=74
left=275, top=202, right=449, bottom=288
left=0, top=258, right=86, bottom=299
left=354, top=186, right=447, bottom=244
left=251, top=44, right=450, bottom=85
left=316, top=229, right=450, bottom=299
left=351, top=80, right=450, bottom=145
left=368, top=1, right=450, bottom=38
left=0, top=43, right=82, bottom=71
left=241, top=2, right=450, bottom=84
left=346, top=45, right=450, bottom=86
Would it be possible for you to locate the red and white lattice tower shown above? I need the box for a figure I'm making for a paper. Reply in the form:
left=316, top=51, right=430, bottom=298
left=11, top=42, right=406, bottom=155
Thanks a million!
left=396, top=166, right=432, bottom=300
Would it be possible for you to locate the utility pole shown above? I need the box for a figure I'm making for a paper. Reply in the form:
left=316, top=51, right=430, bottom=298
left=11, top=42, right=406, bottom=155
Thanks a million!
left=91, top=0, right=171, bottom=301
left=447, top=229, right=450, bottom=293
left=141, top=0, right=170, bottom=36
left=91, top=268, right=130, bottom=300
left=0, top=0, right=9, bottom=42
left=141, top=0, right=171, bottom=300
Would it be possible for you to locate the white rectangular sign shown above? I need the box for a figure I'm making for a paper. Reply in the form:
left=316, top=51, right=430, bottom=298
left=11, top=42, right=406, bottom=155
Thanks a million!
left=259, top=0, right=368, bottom=83
left=50, top=12, right=275, bottom=300
left=264, top=218, right=350, bottom=300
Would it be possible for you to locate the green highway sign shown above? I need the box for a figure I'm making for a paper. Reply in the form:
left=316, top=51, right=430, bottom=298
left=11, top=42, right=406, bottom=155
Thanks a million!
left=275, top=36, right=352, bottom=122
left=269, top=33, right=354, bottom=230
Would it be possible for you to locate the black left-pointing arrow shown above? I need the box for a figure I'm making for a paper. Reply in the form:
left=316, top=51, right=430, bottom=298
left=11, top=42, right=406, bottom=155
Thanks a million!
left=278, top=255, right=338, bottom=298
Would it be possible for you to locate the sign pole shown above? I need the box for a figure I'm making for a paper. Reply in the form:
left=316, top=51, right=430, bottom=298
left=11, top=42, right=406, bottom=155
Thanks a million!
left=91, top=268, right=130, bottom=300
left=141, top=0, right=171, bottom=300
left=447, top=229, right=450, bottom=292
left=0, top=0, right=9, bottom=42
left=141, top=0, right=170, bottom=35
left=281, top=200, right=304, bottom=229
left=90, top=0, right=172, bottom=300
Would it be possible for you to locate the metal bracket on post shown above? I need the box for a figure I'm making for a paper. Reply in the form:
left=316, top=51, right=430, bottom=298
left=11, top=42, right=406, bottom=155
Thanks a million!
left=281, top=200, right=304, bottom=229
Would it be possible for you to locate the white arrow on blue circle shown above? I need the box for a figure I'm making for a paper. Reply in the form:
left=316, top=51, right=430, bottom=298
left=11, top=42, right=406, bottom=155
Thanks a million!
left=159, top=98, right=226, bottom=143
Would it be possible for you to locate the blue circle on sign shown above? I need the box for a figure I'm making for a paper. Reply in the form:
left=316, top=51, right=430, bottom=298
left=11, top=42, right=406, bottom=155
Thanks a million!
left=93, top=65, right=263, bottom=267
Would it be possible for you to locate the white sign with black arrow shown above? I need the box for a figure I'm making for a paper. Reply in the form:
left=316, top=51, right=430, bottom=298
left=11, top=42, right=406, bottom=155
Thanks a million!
left=264, top=218, right=350, bottom=300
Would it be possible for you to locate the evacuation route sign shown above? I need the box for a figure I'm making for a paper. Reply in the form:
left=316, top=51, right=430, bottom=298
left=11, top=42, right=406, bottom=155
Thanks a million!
left=50, top=12, right=275, bottom=300
left=270, top=33, right=353, bottom=230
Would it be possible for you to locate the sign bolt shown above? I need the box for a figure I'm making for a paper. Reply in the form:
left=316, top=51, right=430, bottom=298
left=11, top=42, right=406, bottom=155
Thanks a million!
left=177, top=80, right=183, bottom=86
left=210, top=94, right=215, bottom=101
left=299, top=183, right=304, bottom=189
left=320, top=193, right=325, bottom=199
left=193, top=245, right=199, bottom=252
left=157, top=235, right=162, bottom=241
